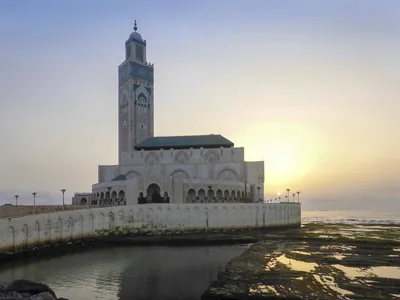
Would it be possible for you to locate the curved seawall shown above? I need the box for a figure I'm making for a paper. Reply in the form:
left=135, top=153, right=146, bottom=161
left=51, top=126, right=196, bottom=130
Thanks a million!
left=0, top=203, right=301, bottom=254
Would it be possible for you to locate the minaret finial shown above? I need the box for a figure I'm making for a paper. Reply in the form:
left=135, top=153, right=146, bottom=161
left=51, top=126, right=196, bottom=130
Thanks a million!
left=134, top=20, right=138, bottom=32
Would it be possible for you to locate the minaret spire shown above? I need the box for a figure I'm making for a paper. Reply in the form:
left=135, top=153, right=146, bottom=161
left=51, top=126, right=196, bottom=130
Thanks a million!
left=134, top=20, right=138, bottom=32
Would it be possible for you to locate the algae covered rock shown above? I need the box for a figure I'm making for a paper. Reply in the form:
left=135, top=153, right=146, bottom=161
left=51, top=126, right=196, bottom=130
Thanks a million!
left=0, top=290, right=24, bottom=299
left=28, top=292, right=56, bottom=300
left=4, top=280, right=57, bottom=299
left=0, top=283, right=7, bottom=291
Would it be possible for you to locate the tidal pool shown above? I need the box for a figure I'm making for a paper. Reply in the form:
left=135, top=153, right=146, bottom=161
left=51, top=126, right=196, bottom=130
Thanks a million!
left=0, top=245, right=248, bottom=300
left=203, top=223, right=400, bottom=299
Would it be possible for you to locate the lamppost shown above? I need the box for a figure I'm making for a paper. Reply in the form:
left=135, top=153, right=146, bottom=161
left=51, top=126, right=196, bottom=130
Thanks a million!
left=278, top=196, right=281, bottom=202
left=257, top=186, right=261, bottom=202
left=285, top=195, right=288, bottom=202
left=286, top=188, right=290, bottom=202
left=14, top=195, right=19, bottom=206
left=275, top=197, right=277, bottom=202
left=292, top=193, right=296, bottom=202
left=297, top=191, right=300, bottom=203
left=61, top=189, right=66, bottom=206
left=107, top=186, right=112, bottom=205
left=32, top=192, right=37, bottom=206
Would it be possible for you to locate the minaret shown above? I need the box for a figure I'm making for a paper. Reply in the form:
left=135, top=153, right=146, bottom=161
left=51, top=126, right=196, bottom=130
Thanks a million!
left=118, top=20, right=154, bottom=164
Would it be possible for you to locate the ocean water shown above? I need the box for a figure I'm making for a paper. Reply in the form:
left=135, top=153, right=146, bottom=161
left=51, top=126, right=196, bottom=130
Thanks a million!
left=302, top=210, right=400, bottom=225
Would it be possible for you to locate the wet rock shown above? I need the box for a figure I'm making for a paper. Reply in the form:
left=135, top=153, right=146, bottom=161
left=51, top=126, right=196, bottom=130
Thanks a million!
left=0, top=283, right=7, bottom=292
left=29, top=292, right=56, bottom=300
left=0, top=291, right=24, bottom=299
left=6, top=280, right=57, bottom=299
left=203, top=224, right=400, bottom=299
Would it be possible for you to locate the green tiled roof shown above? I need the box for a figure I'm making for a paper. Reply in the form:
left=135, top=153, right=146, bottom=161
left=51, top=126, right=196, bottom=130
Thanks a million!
left=134, top=134, right=234, bottom=150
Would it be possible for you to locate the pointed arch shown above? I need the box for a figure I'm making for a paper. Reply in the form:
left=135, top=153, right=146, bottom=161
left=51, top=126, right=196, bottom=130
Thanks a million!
left=170, top=169, right=190, bottom=178
left=217, top=168, right=239, bottom=181
left=187, top=188, right=196, bottom=203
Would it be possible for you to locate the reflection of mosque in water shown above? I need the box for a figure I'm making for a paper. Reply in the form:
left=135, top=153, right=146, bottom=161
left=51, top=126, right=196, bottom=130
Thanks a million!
left=117, top=246, right=245, bottom=300
left=0, top=245, right=246, bottom=300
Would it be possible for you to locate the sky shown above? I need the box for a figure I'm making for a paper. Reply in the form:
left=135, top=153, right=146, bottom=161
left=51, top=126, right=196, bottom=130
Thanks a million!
left=0, top=0, right=399, bottom=210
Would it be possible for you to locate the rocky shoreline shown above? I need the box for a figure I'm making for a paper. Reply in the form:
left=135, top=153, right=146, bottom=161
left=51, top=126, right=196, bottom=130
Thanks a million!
left=0, top=279, right=67, bottom=300
left=201, top=223, right=400, bottom=300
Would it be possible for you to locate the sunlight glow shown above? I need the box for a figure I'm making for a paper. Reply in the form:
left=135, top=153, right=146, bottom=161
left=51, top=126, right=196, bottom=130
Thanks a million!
left=232, top=121, right=326, bottom=193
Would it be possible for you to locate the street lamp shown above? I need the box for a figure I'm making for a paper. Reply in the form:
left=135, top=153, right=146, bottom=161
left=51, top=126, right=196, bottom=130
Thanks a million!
left=14, top=195, right=19, bottom=206
left=61, top=189, right=66, bottom=206
left=297, top=191, right=300, bottom=203
left=292, top=193, right=296, bottom=202
left=285, top=195, right=288, bottom=202
left=286, top=188, right=290, bottom=202
left=32, top=192, right=37, bottom=206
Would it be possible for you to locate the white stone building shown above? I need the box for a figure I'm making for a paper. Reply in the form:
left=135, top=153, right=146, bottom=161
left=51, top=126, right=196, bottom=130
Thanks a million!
left=72, top=193, right=93, bottom=206
left=75, top=21, right=265, bottom=206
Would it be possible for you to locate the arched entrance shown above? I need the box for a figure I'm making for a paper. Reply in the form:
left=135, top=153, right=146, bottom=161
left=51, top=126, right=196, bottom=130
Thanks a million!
left=80, top=198, right=87, bottom=205
left=198, top=189, right=206, bottom=203
left=216, top=189, right=223, bottom=202
left=163, top=192, right=170, bottom=203
left=207, top=188, right=215, bottom=203
left=118, top=190, right=126, bottom=205
left=111, top=191, right=117, bottom=205
left=146, top=183, right=161, bottom=203
left=224, top=190, right=230, bottom=203
left=138, top=192, right=145, bottom=204
left=187, top=189, right=196, bottom=203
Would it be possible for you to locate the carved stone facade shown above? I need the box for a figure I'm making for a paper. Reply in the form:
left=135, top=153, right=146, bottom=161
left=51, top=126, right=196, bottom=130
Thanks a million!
left=118, top=25, right=154, bottom=165
left=76, top=23, right=266, bottom=207
left=144, top=152, right=160, bottom=166
left=92, top=145, right=264, bottom=206
left=174, top=151, right=189, bottom=164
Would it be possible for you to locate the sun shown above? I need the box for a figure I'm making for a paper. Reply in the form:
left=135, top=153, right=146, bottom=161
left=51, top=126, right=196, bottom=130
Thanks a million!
left=232, top=120, right=325, bottom=191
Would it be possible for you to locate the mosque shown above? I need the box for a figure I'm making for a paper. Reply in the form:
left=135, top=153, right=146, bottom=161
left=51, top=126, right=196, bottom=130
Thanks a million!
left=72, top=22, right=265, bottom=206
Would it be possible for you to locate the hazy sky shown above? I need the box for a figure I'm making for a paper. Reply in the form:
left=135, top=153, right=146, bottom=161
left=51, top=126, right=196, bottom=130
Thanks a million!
left=0, top=0, right=399, bottom=210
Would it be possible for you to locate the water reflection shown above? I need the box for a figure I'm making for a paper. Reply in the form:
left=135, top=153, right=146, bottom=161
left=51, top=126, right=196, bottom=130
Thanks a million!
left=333, top=264, right=400, bottom=280
left=266, top=254, right=317, bottom=272
left=0, top=245, right=248, bottom=300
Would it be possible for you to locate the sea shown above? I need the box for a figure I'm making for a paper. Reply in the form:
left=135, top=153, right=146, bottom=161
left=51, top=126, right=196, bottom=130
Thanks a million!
left=0, top=210, right=398, bottom=300
left=302, top=209, right=400, bottom=225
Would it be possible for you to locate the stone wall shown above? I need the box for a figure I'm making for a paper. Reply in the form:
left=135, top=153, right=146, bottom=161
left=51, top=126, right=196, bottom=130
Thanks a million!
left=120, top=146, right=246, bottom=168
left=0, top=203, right=301, bottom=253
left=0, top=205, right=98, bottom=219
